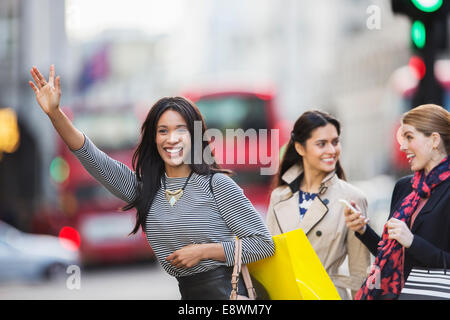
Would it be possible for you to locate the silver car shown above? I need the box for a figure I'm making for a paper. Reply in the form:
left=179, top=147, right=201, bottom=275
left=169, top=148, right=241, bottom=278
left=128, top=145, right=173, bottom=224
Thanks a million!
left=0, top=220, right=80, bottom=283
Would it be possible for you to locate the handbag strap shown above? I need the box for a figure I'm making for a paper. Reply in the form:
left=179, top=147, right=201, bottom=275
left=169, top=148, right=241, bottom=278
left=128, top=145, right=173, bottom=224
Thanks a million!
left=230, top=238, right=243, bottom=300
left=241, top=265, right=256, bottom=299
left=230, top=238, right=256, bottom=300
left=210, top=177, right=257, bottom=299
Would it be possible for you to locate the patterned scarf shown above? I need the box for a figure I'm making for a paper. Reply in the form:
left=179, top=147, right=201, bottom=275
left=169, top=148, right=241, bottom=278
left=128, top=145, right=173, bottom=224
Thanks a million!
left=355, top=156, right=450, bottom=300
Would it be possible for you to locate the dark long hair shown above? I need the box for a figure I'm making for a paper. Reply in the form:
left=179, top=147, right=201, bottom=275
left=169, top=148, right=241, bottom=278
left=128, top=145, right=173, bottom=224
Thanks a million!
left=274, top=110, right=346, bottom=188
left=123, top=96, right=229, bottom=234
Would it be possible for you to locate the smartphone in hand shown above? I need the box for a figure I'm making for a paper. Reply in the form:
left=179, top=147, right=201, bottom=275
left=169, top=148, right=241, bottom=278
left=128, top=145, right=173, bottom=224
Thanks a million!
left=340, top=199, right=370, bottom=226
left=339, top=199, right=359, bottom=214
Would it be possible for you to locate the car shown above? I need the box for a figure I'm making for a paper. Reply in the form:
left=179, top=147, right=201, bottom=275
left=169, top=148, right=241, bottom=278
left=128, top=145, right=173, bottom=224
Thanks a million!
left=0, top=220, right=80, bottom=283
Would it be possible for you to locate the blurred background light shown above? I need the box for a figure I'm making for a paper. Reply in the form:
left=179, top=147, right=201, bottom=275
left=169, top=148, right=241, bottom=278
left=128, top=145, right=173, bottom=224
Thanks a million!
left=411, top=20, right=426, bottom=49
left=409, top=55, right=427, bottom=79
left=59, top=226, right=81, bottom=251
left=411, top=0, right=443, bottom=12
left=50, top=156, right=70, bottom=183
left=0, top=108, right=20, bottom=155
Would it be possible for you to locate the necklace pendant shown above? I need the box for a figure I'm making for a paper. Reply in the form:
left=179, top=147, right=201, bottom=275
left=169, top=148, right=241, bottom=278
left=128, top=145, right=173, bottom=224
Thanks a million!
left=165, top=189, right=183, bottom=207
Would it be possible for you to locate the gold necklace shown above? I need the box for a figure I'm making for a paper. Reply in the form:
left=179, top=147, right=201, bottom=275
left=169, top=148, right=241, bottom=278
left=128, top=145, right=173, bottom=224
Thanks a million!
left=163, top=171, right=193, bottom=207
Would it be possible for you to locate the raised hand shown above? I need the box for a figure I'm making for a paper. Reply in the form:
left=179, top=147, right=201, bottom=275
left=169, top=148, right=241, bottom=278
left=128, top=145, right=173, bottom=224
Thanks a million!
left=28, top=64, right=84, bottom=151
left=29, top=65, right=61, bottom=116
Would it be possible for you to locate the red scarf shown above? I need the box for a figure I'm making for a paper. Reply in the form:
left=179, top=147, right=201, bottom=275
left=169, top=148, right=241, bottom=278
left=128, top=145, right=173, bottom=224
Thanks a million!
left=355, top=156, right=450, bottom=300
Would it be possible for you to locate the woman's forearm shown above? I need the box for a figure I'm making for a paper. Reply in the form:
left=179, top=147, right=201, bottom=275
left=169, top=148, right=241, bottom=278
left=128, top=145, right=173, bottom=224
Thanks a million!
left=354, top=225, right=381, bottom=256
left=48, top=108, right=85, bottom=151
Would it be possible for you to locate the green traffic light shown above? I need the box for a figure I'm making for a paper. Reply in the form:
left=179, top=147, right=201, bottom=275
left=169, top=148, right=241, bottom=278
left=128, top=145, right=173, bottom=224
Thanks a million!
left=411, top=20, right=426, bottom=48
left=411, top=0, right=443, bottom=12
left=50, top=156, right=70, bottom=183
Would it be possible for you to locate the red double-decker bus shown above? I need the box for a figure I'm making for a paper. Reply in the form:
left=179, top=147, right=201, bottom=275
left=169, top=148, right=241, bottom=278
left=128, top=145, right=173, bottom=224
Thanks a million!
left=184, top=89, right=291, bottom=217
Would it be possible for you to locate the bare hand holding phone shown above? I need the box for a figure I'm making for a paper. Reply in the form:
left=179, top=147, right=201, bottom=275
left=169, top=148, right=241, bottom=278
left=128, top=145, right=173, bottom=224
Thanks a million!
left=340, top=199, right=369, bottom=235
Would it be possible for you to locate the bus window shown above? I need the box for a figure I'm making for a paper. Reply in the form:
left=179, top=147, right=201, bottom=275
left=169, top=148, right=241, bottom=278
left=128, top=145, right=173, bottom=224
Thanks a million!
left=188, top=91, right=282, bottom=216
left=195, top=96, right=269, bottom=132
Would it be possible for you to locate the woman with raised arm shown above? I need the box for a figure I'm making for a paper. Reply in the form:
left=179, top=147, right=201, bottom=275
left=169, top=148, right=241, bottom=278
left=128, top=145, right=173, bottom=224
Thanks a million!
left=265, top=110, right=371, bottom=300
left=345, top=104, right=450, bottom=300
left=29, top=65, right=274, bottom=300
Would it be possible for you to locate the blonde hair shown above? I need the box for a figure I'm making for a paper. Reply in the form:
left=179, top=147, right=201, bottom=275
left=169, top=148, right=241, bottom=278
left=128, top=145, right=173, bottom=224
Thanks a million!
left=402, top=104, right=450, bottom=153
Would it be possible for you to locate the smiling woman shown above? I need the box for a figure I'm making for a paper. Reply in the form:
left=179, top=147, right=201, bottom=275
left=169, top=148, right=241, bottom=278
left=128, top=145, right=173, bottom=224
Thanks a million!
left=265, top=110, right=371, bottom=300
left=28, top=66, right=274, bottom=300
left=352, top=104, right=450, bottom=300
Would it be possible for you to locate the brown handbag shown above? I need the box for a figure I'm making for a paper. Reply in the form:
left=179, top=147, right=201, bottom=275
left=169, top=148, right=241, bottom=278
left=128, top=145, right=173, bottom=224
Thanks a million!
left=229, top=238, right=257, bottom=300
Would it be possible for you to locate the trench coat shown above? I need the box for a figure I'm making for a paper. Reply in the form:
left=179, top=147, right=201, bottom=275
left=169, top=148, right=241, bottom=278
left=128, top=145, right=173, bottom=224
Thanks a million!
left=266, top=163, right=371, bottom=299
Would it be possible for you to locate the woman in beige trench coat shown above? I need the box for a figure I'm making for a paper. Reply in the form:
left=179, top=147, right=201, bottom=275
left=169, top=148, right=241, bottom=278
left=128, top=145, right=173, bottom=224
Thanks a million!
left=266, top=110, right=370, bottom=300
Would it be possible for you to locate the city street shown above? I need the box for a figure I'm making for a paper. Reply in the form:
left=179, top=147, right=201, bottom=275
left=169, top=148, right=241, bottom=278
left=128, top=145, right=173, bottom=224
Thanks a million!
left=0, top=261, right=180, bottom=300
left=1, top=0, right=449, bottom=303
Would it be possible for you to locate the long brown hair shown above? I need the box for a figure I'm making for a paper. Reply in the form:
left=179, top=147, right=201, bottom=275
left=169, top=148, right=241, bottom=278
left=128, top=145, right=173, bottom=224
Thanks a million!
left=274, top=110, right=346, bottom=188
left=123, top=97, right=229, bottom=234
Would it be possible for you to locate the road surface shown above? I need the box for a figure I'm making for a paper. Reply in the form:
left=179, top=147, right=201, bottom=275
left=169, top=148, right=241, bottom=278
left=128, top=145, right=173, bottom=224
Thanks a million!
left=0, top=261, right=180, bottom=300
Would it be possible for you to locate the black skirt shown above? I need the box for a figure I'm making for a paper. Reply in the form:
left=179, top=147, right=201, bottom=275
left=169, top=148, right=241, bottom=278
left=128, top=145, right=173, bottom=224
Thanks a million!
left=176, top=266, right=249, bottom=300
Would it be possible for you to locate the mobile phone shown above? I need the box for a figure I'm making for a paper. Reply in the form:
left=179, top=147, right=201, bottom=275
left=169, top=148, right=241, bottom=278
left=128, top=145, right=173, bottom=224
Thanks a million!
left=339, top=199, right=359, bottom=214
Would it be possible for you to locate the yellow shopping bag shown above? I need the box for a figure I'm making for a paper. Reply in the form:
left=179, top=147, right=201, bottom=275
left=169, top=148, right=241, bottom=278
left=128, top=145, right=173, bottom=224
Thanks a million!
left=247, top=228, right=340, bottom=300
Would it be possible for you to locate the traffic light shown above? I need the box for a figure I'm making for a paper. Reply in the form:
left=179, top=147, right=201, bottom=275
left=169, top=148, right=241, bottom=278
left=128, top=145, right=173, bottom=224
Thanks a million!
left=410, top=0, right=444, bottom=13
left=391, top=0, right=449, bottom=108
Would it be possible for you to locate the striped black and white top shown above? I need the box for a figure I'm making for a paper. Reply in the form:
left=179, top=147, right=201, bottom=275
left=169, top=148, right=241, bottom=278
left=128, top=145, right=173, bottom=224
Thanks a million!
left=72, top=134, right=275, bottom=277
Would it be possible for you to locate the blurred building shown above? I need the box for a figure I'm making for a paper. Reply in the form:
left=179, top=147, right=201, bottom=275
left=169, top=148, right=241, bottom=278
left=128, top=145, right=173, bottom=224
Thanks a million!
left=71, top=30, right=168, bottom=112
left=0, top=0, right=70, bottom=230
left=326, top=0, right=412, bottom=180
left=0, top=1, right=20, bottom=118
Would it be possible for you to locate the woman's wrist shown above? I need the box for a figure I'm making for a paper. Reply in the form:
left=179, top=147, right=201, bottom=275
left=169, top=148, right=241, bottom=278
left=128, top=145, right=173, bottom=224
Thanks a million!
left=47, top=108, right=84, bottom=151
left=47, top=106, right=63, bottom=121
left=404, top=234, right=414, bottom=249
left=200, top=243, right=226, bottom=262
left=356, top=224, right=367, bottom=235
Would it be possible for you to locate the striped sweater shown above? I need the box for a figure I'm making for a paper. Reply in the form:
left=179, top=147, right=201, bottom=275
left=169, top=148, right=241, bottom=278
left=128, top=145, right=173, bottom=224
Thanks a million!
left=72, top=134, right=274, bottom=277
